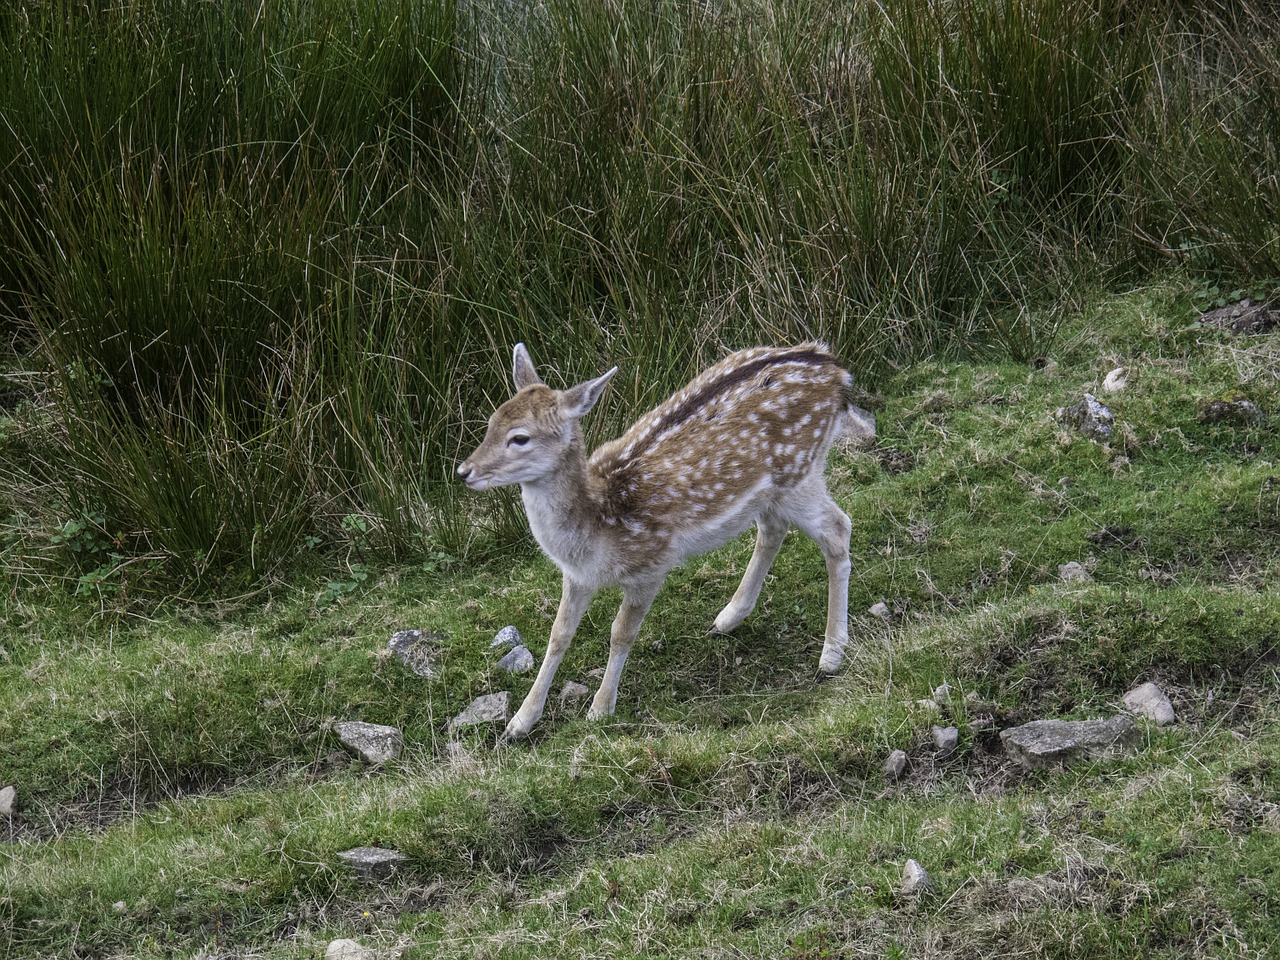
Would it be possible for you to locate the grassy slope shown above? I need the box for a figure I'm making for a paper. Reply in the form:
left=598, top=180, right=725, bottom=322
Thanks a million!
left=1, top=283, right=1278, bottom=959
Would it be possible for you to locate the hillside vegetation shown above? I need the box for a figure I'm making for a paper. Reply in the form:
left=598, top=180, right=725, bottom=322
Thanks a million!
left=1, top=2, right=1279, bottom=957
left=1, top=0, right=1279, bottom=591
left=2, top=285, right=1278, bottom=958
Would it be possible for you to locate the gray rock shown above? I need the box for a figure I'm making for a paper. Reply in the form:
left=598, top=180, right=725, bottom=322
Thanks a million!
left=0, top=785, right=14, bottom=817
left=111, top=901, right=127, bottom=913
left=1058, top=561, right=1092, bottom=584
left=560, top=681, right=591, bottom=706
left=388, top=629, right=439, bottom=678
left=1000, top=716, right=1141, bottom=771
left=932, top=725, right=959, bottom=756
left=1123, top=682, right=1175, bottom=726
left=868, top=601, right=891, bottom=619
left=883, top=749, right=908, bottom=782
left=326, top=940, right=375, bottom=960
left=915, top=698, right=941, bottom=712
left=900, top=859, right=933, bottom=895
left=932, top=683, right=953, bottom=705
left=336, top=846, right=407, bottom=882
left=333, top=721, right=403, bottom=764
left=447, top=691, right=511, bottom=732
left=1056, top=392, right=1114, bottom=441
left=1198, top=396, right=1266, bottom=427
left=498, top=644, right=535, bottom=673
left=490, top=625, right=522, bottom=650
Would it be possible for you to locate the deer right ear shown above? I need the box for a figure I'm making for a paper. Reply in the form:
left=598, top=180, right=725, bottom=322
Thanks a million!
left=513, top=343, right=544, bottom=390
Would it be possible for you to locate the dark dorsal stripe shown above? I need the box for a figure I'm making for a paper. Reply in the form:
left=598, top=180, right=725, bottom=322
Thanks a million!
left=623, top=347, right=841, bottom=462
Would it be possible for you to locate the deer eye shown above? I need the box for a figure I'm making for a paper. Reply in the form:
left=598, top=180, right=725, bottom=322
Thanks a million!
left=508, top=433, right=531, bottom=447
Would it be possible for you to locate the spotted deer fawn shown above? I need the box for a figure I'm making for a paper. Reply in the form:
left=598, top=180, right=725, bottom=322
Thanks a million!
left=457, top=343, right=874, bottom=740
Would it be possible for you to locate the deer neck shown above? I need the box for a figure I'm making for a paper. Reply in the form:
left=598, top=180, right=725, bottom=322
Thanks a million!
left=520, top=431, right=602, bottom=567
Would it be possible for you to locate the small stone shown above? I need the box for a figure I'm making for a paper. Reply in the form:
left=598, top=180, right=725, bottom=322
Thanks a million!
left=490, top=625, right=522, bottom=650
left=1123, top=682, right=1175, bottom=726
left=915, top=698, right=940, bottom=711
left=883, top=749, right=908, bottom=782
left=388, top=629, right=439, bottom=678
left=448, top=691, right=511, bottom=732
left=1055, top=392, right=1114, bottom=441
left=868, top=601, right=891, bottom=619
left=1000, top=716, right=1141, bottom=771
left=1058, top=561, right=1092, bottom=583
left=1101, top=367, right=1127, bottom=394
left=932, top=683, right=952, bottom=705
left=900, top=859, right=933, bottom=895
left=326, top=941, right=374, bottom=960
left=0, top=785, right=14, bottom=817
left=333, top=721, right=403, bottom=764
left=560, top=681, right=591, bottom=706
left=337, top=846, right=408, bottom=882
left=585, top=666, right=606, bottom=680
left=932, top=725, right=959, bottom=756
left=498, top=645, right=535, bottom=673
left=1197, top=396, right=1266, bottom=427
left=112, top=901, right=126, bottom=913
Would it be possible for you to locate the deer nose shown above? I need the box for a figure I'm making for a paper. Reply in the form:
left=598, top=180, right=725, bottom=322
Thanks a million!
left=457, top=462, right=473, bottom=481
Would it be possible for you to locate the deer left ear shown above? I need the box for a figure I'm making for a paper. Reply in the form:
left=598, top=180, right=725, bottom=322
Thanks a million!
left=513, top=343, right=544, bottom=390
left=561, top=366, right=618, bottom=420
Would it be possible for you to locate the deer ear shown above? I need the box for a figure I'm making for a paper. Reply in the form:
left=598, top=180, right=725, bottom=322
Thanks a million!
left=560, top=366, right=617, bottom=420
left=512, top=343, right=544, bottom=390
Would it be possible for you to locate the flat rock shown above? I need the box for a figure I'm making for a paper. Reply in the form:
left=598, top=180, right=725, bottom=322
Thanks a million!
left=337, top=846, right=408, bottom=882
left=1199, top=298, right=1280, bottom=335
left=490, top=625, right=522, bottom=650
left=0, top=785, right=14, bottom=817
left=448, top=691, right=511, bottom=732
left=1123, top=682, right=1175, bottom=726
left=868, top=601, right=891, bottom=619
left=560, top=681, right=591, bottom=706
left=1000, top=716, right=1141, bottom=771
left=932, top=683, right=953, bottom=705
left=333, top=721, right=403, bottom=764
left=1055, top=392, right=1114, bottom=441
left=387, top=629, right=439, bottom=678
left=1197, top=396, right=1266, bottom=427
left=1058, top=561, right=1092, bottom=583
left=883, top=749, right=908, bottom=782
left=498, top=644, right=535, bottom=673
left=326, top=939, right=375, bottom=960
left=932, top=725, right=959, bottom=756
left=900, top=859, right=933, bottom=895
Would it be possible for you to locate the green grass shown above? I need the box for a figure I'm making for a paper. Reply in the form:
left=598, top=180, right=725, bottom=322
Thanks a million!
left=2, top=284, right=1277, bottom=958
left=3, top=0, right=1280, bottom=590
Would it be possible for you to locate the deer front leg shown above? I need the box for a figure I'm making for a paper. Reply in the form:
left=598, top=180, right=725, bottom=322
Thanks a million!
left=712, top=513, right=789, bottom=634
left=794, top=494, right=852, bottom=675
left=588, top=578, right=663, bottom=721
left=503, top=576, right=596, bottom=741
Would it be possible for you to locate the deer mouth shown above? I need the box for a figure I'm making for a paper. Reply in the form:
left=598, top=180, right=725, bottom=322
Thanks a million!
left=457, top=462, right=493, bottom=491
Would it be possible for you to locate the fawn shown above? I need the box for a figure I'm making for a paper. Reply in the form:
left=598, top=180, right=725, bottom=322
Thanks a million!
left=457, top=342, right=873, bottom=740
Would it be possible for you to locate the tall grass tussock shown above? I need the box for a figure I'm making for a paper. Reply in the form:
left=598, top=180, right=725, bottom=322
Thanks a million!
left=1, top=0, right=1279, bottom=593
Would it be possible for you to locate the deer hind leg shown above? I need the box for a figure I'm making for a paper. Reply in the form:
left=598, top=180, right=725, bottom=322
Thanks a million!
left=503, top=576, right=596, bottom=741
left=588, top=578, right=663, bottom=721
left=791, top=489, right=852, bottom=675
left=713, top=513, right=789, bottom=634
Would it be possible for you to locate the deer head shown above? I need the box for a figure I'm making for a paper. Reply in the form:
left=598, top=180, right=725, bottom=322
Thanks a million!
left=457, top=343, right=617, bottom=492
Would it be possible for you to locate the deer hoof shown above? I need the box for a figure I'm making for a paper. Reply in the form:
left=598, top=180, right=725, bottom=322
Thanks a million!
left=501, top=715, right=535, bottom=741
